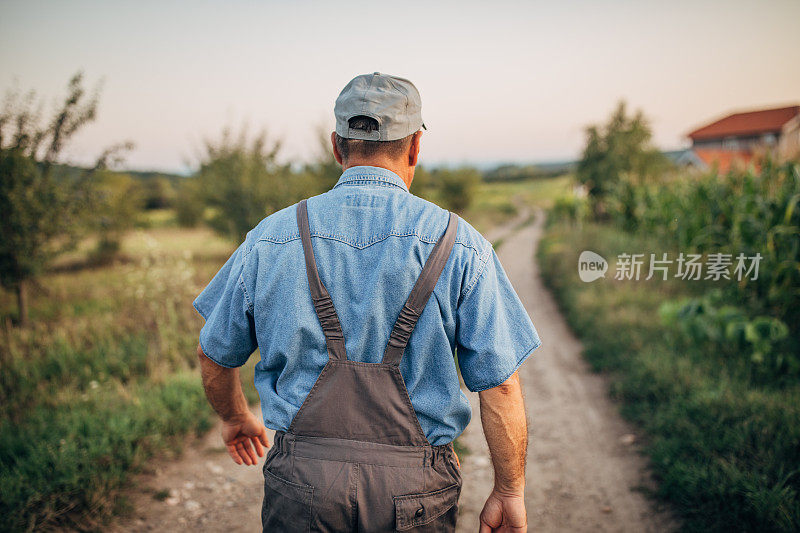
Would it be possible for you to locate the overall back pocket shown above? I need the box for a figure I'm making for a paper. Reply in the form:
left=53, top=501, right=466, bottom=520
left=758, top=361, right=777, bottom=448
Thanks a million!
left=262, top=467, right=314, bottom=533
left=393, top=481, right=461, bottom=532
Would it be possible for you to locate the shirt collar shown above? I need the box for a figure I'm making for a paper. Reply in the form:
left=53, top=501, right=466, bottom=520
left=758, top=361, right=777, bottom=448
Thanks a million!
left=333, top=166, right=409, bottom=192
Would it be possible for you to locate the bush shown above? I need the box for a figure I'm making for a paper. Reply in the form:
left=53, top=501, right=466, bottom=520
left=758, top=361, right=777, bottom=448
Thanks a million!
left=551, top=194, right=589, bottom=224
left=194, top=127, right=299, bottom=242
left=436, top=167, right=480, bottom=213
left=660, top=291, right=794, bottom=382
left=141, top=176, right=176, bottom=210
left=92, top=171, right=144, bottom=261
left=174, top=179, right=205, bottom=228
left=410, top=165, right=437, bottom=202
left=88, top=238, right=121, bottom=266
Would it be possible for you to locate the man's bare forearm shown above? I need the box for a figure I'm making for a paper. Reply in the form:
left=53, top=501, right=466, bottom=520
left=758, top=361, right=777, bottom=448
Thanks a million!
left=478, top=371, right=528, bottom=493
left=197, top=344, right=249, bottom=422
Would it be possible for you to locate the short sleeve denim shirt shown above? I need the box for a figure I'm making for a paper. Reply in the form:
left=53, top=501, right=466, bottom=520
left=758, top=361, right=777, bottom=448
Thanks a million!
left=193, top=166, right=541, bottom=445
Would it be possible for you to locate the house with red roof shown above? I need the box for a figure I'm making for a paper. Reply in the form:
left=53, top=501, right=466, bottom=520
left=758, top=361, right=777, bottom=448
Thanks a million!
left=680, top=105, right=800, bottom=173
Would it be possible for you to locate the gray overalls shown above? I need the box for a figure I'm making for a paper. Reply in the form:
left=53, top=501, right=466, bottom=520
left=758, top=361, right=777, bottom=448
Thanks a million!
left=261, top=200, right=463, bottom=532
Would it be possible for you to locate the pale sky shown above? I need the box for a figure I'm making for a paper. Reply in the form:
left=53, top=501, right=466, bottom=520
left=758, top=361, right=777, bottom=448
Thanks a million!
left=1, top=0, right=798, bottom=173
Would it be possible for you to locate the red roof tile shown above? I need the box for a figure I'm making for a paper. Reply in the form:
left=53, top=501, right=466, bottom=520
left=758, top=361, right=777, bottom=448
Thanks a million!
left=693, top=149, right=757, bottom=174
left=688, top=105, right=800, bottom=141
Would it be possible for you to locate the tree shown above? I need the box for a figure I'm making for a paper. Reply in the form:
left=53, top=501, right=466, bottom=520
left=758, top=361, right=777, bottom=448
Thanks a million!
left=194, top=126, right=296, bottom=242
left=576, top=101, right=669, bottom=216
left=0, top=72, right=131, bottom=325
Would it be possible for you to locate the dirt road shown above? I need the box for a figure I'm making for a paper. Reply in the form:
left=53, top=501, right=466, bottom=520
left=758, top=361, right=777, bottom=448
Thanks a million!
left=113, top=210, right=674, bottom=532
left=455, top=210, right=674, bottom=532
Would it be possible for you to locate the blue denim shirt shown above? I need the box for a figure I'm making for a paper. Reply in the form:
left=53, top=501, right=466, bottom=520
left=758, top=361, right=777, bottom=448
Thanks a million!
left=193, top=166, right=541, bottom=445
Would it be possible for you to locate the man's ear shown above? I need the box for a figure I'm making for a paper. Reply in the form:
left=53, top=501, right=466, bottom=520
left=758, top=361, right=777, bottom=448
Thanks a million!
left=408, top=130, right=422, bottom=167
left=331, top=131, right=344, bottom=166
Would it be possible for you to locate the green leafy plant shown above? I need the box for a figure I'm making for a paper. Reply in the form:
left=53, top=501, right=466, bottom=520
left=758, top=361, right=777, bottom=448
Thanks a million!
left=660, top=291, right=793, bottom=381
left=551, top=194, right=589, bottom=224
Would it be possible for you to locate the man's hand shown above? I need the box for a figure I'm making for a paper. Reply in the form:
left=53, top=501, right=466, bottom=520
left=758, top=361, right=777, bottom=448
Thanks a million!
left=479, top=488, right=526, bottom=532
left=197, top=343, right=271, bottom=466
left=221, top=410, right=270, bottom=466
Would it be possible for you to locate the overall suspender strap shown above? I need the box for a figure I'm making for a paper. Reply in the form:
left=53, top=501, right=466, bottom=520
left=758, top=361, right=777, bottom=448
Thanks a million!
left=382, top=212, right=459, bottom=366
left=297, top=199, right=347, bottom=361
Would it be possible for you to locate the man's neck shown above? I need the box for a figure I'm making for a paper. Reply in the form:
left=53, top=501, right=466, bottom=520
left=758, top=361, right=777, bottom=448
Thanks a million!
left=342, top=161, right=414, bottom=189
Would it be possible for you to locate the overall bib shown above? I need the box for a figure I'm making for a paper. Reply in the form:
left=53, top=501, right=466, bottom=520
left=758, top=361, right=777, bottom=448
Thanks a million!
left=261, top=200, right=463, bottom=532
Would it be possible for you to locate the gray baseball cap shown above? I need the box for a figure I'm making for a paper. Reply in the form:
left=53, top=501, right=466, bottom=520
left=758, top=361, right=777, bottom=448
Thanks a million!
left=334, top=72, right=426, bottom=141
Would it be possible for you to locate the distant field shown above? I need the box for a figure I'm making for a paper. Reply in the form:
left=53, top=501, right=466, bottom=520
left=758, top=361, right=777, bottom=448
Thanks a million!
left=0, top=175, right=568, bottom=530
left=461, top=175, right=570, bottom=233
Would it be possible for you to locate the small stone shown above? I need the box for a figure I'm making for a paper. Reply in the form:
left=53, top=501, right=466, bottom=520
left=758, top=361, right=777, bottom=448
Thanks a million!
left=207, top=462, right=224, bottom=475
left=164, top=488, right=180, bottom=506
left=185, top=500, right=201, bottom=512
left=183, top=481, right=196, bottom=490
left=601, top=506, right=612, bottom=513
left=474, top=456, right=490, bottom=467
left=620, top=434, right=636, bottom=445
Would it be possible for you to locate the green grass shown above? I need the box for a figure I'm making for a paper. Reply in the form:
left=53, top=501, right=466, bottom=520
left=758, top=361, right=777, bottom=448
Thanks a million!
left=538, top=219, right=800, bottom=532
left=136, top=207, right=177, bottom=228
left=0, top=371, right=213, bottom=531
left=0, top=225, right=262, bottom=531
